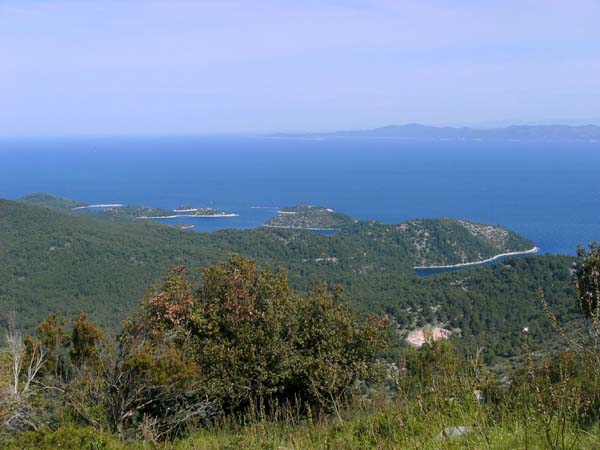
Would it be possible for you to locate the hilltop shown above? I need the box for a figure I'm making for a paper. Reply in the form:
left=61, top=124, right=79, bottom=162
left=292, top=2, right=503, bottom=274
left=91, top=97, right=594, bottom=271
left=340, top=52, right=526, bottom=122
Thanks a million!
left=396, top=218, right=536, bottom=267
left=19, top=193, right=87, bottom=210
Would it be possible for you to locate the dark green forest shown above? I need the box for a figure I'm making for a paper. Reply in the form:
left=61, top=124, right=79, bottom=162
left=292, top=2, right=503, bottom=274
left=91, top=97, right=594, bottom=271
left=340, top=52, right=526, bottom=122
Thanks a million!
left=0, top=196, right=575, bottom=358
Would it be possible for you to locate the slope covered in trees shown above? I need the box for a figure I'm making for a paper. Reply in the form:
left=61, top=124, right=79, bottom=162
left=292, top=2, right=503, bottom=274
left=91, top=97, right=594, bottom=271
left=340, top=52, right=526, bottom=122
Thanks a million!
left=0, top=196, right=571, bottom=356
left=16, top=193, right=534, bottom=267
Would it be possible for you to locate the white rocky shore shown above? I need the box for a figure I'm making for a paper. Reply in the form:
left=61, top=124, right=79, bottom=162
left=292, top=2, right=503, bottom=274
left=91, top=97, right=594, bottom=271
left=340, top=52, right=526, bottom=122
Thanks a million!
left=263, top=224, right=340, bottom=231
left=414, top=246, right=539, bottom=270
left=139, top=213, right=239, bottom=219
left=72, top=204, right=124, bottom=210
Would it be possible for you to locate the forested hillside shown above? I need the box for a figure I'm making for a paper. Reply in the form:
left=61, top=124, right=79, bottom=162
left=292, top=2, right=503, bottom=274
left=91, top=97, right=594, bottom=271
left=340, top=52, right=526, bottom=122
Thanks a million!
left=0, top=196, right=574, bottom=356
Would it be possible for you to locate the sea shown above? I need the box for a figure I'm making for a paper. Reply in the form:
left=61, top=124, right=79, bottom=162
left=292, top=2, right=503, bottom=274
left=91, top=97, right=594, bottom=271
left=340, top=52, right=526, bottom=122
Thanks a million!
left=1, top=135, right=599, bottom=257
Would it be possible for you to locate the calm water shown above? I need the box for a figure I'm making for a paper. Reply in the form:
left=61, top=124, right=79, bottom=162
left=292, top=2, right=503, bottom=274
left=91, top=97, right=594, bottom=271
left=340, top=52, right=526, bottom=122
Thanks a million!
left=1, top=135, right=599, bottom=256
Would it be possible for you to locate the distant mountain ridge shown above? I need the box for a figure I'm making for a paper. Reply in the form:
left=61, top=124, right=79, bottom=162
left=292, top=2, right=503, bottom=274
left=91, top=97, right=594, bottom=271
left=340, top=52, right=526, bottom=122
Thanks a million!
left=273, top=123, right=600, bottom=141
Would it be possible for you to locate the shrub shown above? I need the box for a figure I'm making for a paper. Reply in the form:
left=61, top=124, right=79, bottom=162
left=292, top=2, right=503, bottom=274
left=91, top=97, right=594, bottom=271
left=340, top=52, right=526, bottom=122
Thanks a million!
left=120, top=255, right=391, bottom=426
left=576, top=244, right=600, bottom=319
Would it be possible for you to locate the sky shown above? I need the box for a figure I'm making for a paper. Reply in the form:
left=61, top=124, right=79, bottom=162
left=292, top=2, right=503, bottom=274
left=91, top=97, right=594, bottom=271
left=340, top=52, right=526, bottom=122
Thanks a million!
left=1, top=0, right=600, bottom=136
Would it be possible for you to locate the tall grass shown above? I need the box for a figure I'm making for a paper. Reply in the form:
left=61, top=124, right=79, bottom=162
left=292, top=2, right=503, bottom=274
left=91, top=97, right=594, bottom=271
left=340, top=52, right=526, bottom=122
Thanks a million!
left=4, top=335, right=599, bottom=449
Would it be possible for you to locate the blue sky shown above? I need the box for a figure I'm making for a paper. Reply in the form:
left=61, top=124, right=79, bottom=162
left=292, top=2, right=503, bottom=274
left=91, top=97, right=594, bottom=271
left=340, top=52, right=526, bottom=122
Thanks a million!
left=1, top=0, right=599, bottom=135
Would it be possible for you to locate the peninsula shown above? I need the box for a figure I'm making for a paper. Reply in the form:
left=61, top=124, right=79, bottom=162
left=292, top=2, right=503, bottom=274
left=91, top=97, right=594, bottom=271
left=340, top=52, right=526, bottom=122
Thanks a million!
left=17, top=194, right=238, bottom=223
left=139, top=207, right=239, bottom=219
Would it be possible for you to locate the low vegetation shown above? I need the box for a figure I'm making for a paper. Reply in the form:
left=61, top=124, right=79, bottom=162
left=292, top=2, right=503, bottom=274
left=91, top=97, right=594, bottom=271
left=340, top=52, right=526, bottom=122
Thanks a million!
left=0, top=247, right=599, bottom=448
left=1, top=256, right=390, bottom=445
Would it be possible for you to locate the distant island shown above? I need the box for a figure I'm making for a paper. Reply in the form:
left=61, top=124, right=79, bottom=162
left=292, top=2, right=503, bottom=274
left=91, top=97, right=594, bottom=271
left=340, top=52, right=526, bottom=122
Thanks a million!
left=138, top=207, right=239, bottom=219
left=264, top=205, right=356, bottom=230
left=271, top=123, right=600, bottom=142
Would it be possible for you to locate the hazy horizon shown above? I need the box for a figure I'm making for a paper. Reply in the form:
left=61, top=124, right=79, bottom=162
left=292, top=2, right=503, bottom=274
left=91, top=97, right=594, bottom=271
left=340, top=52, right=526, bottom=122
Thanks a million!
left=2, top=121, right=600, bottom=140
left=2, top=0, right=600, bottom=136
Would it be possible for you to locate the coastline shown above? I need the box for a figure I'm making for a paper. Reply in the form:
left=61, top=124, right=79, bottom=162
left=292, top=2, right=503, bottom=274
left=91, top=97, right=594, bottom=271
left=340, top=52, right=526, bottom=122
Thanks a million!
left=413, top=246, right=539, bottom=270
left=72, top=204, right=124, bottom=210
left=139, top=213, right=239, bottom=219
left=263, top=224, right=340, bottom=231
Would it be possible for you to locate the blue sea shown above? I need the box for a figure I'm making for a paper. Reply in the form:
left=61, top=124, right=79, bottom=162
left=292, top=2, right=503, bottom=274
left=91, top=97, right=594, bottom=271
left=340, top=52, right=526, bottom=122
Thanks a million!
left=1, top=135, right=599, bottom=256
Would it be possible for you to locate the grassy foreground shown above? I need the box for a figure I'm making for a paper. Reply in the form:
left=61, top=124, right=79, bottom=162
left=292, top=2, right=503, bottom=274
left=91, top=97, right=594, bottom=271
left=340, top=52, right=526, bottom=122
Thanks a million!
left=3, top=402, right=599, bottom=449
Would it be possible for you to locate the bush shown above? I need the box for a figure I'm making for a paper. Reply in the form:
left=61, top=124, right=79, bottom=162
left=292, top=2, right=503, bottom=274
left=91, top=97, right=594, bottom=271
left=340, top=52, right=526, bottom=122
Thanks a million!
left=119, top=255, right=391, bottom=430
left=576, top=244, right=600, bottom=318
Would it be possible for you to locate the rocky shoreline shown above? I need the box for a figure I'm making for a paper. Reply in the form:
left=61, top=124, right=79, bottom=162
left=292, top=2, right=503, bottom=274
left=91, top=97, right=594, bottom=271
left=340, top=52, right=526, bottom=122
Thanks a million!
left=414, top=246, right=539, bottom=270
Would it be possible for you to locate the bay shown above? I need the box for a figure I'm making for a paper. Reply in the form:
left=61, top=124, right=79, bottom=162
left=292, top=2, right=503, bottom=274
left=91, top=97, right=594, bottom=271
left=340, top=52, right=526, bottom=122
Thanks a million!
left=1, top=135, right=598, bottom=256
